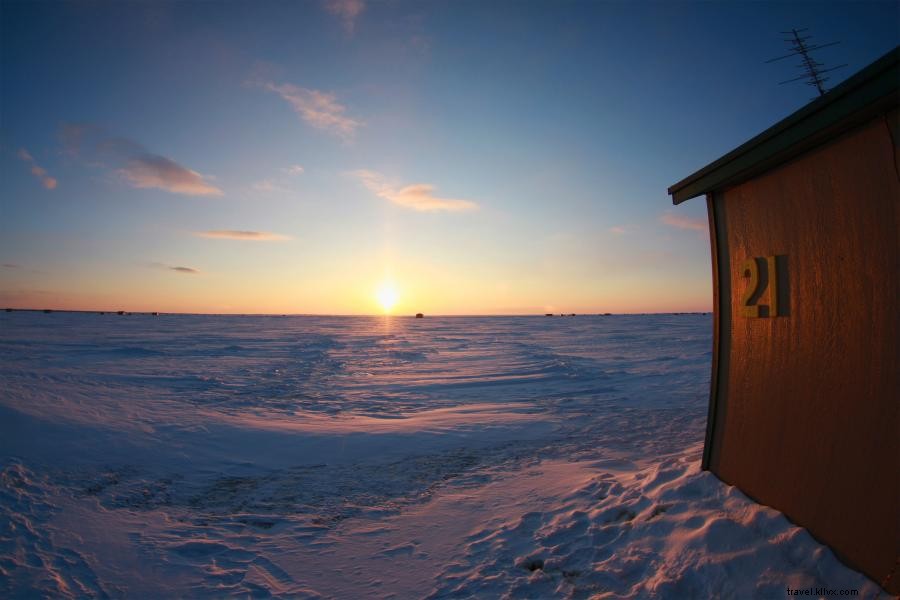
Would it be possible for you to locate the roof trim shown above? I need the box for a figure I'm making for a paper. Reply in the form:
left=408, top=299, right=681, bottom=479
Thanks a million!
left=668, top=46, right=900, bottom=205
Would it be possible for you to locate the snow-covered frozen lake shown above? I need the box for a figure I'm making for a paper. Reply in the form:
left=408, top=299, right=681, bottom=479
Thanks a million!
left=0, top=313, right=883, bottom=598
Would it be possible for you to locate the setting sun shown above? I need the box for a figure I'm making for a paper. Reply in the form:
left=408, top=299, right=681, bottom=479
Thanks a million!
left=375, top=281, right=399, bottom=313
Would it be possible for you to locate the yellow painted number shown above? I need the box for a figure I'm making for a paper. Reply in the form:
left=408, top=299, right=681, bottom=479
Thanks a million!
left=741, top=259, right=760, bottom=318
left=741, top=256, right=779, bottom=318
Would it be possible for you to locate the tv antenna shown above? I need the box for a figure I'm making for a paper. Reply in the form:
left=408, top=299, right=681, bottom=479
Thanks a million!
left=766, top=28, right=847, bottom=97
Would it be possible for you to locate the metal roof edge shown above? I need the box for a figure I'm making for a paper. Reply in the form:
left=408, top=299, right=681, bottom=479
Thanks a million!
left=668, top=46, right=900, bottom=205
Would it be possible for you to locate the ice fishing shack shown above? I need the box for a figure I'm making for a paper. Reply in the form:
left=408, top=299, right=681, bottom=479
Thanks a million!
left=667, top=47, right=899, bottom=592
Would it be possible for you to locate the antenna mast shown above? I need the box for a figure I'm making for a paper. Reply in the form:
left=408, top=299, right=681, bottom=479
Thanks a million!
left=766, top=28, right=847, bottom=97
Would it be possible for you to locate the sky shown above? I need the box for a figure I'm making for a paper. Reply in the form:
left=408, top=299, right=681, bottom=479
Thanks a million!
left=1, top=1, right=897, bottom=315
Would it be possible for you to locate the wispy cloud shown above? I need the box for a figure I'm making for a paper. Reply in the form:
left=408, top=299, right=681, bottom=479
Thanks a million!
left=251, top=165, right=303, bottom=193
left=60, top=124, right=222, bottom=197
left=194, top=230, right=291, bottom=241
left=660, top=212, right=707, bottom=233
left=323, top=0, right=365, bottom=34
left=252, top=179, right=287, bottom=193
left=2, top=263, right=21, bottom=269
left=60, top=124, right=91, bottom=157
left=352, top=170, right=479, bottom=213
left=17, top=148, right=57, bottom=190
left=263, top=83, right=361, bottom=139
left=609, top=226, right=627, bottom=235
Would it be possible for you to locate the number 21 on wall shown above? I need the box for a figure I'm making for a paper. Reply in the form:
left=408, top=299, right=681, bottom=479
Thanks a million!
left=741, top=256, right=779, bottom=318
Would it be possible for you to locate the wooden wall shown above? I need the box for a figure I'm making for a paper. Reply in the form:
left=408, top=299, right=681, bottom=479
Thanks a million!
left=709, top=109, right=899, bottom=592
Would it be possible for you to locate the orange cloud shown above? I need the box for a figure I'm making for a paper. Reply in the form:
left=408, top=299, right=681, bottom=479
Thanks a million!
left=660, top=212, right=707, bottom=232
left=17, top=148, right=57, bottom=190
left=194, top=230, right=291, bottom=241
left=352, top=170, right=479, bottom=213
left=264, top=82, right=361, bottom=139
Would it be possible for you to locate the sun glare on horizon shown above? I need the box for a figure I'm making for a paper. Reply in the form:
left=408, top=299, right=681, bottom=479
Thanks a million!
left=376, top=281, right=399, bottom=313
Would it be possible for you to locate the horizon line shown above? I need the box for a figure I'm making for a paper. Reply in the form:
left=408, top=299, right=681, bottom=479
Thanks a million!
left=1, top=307, right=711, bottom=317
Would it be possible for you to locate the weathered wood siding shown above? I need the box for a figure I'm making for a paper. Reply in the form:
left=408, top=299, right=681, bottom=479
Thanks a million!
left=709, top=110, right=899, bottom=591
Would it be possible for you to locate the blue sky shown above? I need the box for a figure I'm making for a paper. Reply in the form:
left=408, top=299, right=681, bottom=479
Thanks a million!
left=1, top=0, right=897, bottom=314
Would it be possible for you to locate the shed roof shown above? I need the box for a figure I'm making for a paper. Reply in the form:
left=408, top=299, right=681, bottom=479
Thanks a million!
left=668, top=46, right=899, bottom=205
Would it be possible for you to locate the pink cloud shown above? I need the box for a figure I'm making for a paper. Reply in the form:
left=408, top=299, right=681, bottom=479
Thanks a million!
left=323, top=0, right=365, bottom=34
left=118, top=154, right=222, bottom=197
left=60, top=124, right=222, bottom=197
left=194, top=230, right=291, bottom=241
left=264, top=82, right=361, bottom=139
left=660, top=212, right=707, bottom=233
left=353, top=170, right=479, bottom=213
left=17, top=148, right=57, bottom=190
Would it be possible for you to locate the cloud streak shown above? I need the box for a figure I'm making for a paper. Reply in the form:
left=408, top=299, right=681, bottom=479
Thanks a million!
left=263, top=83, right=361, bottom=139
left=17, top=148, right=57, bottom=190
left=660, top=212, right=707, bottom=233
left=323, top=0, right=365, bottom=34
left=149, top=262, right=200, bottom=274
left=194, top=230, right=291, bottom=241
left=352, top=170, right=479, bottom=213
left=61, top=124, right=222, bottom=197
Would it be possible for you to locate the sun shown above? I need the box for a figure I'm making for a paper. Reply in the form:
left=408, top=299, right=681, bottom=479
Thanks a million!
left=375, top=281, right=399, bottom=313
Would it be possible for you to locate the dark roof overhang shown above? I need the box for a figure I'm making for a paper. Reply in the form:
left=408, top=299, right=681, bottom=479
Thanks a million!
left=668, top=46, right=900, bottom=205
